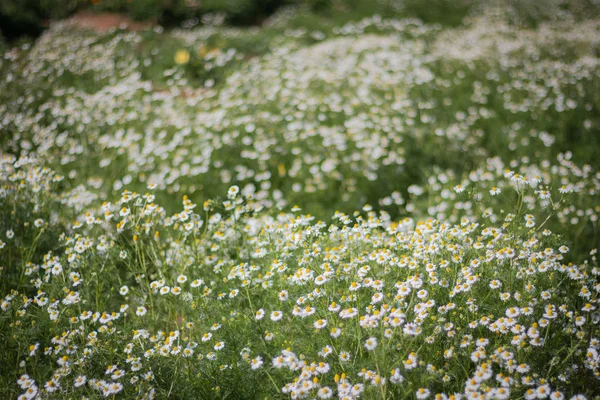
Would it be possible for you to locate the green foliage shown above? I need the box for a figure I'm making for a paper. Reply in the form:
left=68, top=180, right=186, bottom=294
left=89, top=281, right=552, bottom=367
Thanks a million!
left=398, top=0, right=474, bottom=26
left=0, top=0, right=81, bottom=38
left=507, top=0, right=600, bottom=27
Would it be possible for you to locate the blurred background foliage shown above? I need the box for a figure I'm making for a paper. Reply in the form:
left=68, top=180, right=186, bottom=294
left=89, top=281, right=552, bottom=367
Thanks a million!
left=3, top=0, right=600, bottom=41
left=0, top=0, right=480, bottom=40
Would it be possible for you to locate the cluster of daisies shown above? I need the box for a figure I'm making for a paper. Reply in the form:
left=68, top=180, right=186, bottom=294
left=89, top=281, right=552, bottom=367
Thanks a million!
left=1, top=2, right=598, bottom=217
left=0, top=1, right=599, bottom=399
left=1, top=150, right=599, bottom=398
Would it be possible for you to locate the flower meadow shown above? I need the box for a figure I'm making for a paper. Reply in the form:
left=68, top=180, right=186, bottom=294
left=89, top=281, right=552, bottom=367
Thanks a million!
left=1, top=2, right=600, bottom=399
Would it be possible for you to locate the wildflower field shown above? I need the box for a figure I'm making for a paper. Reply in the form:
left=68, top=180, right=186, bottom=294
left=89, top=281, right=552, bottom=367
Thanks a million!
left=1, top=1, right=600, bottom=399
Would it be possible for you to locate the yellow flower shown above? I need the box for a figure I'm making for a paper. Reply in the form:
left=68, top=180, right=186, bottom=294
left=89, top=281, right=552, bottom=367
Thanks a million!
left=278, top=163, right=286, bottom=176
left=174, top=50, right=190, bottom=65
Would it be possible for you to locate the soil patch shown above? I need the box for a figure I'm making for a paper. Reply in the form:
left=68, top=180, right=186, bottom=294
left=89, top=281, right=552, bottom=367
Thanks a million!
left=65, top=12, right=154, bottom=32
